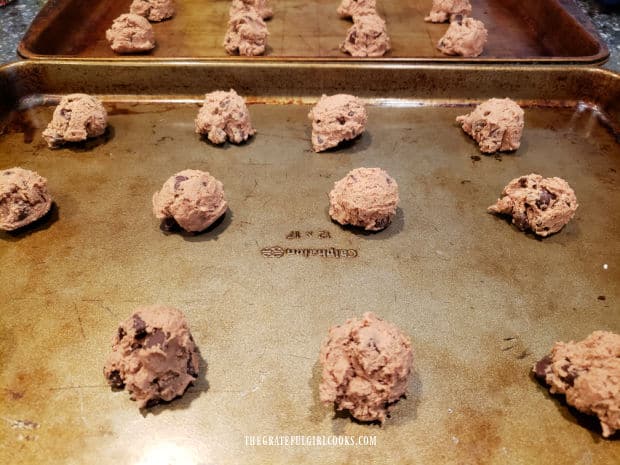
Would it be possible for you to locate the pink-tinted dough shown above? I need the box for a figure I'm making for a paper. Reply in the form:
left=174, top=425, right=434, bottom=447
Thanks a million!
left=340, top=12, right=391, bottom=57
left=152, top=169, right=228, bottom=233
left=229, top=0, right=273, bottom=20
left=488, top=174, right=578, bottom=237
left=0, top=167, right=52, bottom=231
left=329, top=167, right=399, bottom=231
left=424, top=0, right=472, bottom=23
left=130, top=0, right=175, bottom=22
left=105, top=13, right=156, bottom=53
left=437, top=16, right=487, bottom=57
left=534, top=331, right=620, bottom=438
left=42, top=93, right=108, bottom=148
left=319, top=312, right=414, bottom=423
left=103, top=305, right=200, bottom=408
left=337, top=0, right=376, bottom=19
left=456, top=98, right=524, bottom=153
left=224, top=9, right=269, bottom=56
left=194, top=89, right=256, bottom=145
left=308, top=94, right=367, bottom=152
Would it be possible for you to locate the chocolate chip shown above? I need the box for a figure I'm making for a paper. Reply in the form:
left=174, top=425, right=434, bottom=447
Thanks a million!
left=106, top=370, right=124, bottom=388
left=133, top=315, right=147, bottom=339
left=514, top=211, right=529, bottom=230
left=536, top=188, right=556, bottom=210
left=160, top=217, right=179, bottom=232
left=560, top=364, right=577, bottom=387
left=534, top=355, right=552, bottom=380
left=337, top=116, right=346, bottom=125
left=349, top=31, right=357, bottom=43
left=317, top=136, right=324, bottom=144
left=3, top=171, right=12, bottom=175
left=374, top=216, right=390, bottom=229
left=16, top=208, right=29, bottom=221
left=118, top=327, right=126, bottom=340
left=453, top=14, right=463, bottom=25
left=519, top=177, right=528, bottom=188
left=187, top=356, right=198, bottom=377
left=144, top=329, right=166, bottom=348
left=174, top=175, right=188, bottom=190
left=598, top=295, right=606, bottom=301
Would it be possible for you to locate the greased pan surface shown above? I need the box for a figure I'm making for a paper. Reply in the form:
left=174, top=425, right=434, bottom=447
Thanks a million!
left=17, top=0, right=608, bottom=63
left=0, top=62, right=619, bottom=464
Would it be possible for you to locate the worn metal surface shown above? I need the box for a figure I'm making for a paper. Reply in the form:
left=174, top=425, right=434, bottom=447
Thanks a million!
left=1, top=61, right=619, bottom=464
left=17, top=0, right=609, bottom=63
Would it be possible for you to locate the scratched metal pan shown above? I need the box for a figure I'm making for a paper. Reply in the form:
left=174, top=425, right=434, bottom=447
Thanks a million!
left=1, top=61, right=620, bottom=465
left=17, top=0, right=609, bottom=64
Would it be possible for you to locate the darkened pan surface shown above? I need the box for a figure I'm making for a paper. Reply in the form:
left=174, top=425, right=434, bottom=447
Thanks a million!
left=0, top=61, right=619, bottom=464
left=17, top=0, right=608, bottom=63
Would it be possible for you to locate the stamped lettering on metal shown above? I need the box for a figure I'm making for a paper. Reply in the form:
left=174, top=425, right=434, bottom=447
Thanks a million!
left=260, top=246, right=358, bottom=259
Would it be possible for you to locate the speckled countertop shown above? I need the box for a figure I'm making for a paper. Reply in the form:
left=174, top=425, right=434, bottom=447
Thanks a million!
left=0, top=0, right=619, bottom=70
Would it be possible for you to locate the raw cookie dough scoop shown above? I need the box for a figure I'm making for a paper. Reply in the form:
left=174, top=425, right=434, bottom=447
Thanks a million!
left=152, top=169, right=228, bottom=233
left=319, top=312, right=414, bottom=423
left=534, top=331, right=620, bottom=438
left=103, top=305, right=201, bottom=408
left=0, top=167, right=53, bottom=231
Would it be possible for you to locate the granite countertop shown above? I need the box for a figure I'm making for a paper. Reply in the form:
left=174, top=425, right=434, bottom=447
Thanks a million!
left=0, top=0, right=619, bottom=70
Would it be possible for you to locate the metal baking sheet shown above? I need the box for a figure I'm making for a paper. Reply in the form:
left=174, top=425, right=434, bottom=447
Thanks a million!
left=1, top=61, right=619, bottom=464
left=17, top=0, right=609, bottom=63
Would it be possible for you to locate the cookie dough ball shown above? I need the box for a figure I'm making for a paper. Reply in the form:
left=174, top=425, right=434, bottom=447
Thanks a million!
left=130, top=0, right=175, bottom=22
left=456, top=98, right=524, bottom=153
left=42, top=94, right=108, bottom=149
left=437, top=16, right=487, bottom=57
left=152, top=169, right=228, bottom=233
left=0, top=168, right=52, bottom=231
left=424, top=0, right=472, bottom=23
left=194, top=89, right=256, bottom=145
left=104, top=305, right=200, bottom=408
left=329, top=167, right=399, bottom=231
left=337, top=0, right=376, bottom=19
left=340, top=12, right=391, bottom=57
left=534, top=331, right=620, bottom=438
left=308, top=94, right=367, bottom=152
left=229, top=0, right=273, bottom=21
left=488, top=174, right=578, bottom=237
left=224, top=10, right=269, bottom=56
left=319, top=312, right=413, bottom=423
left=105, top=13, right=156, bottom=54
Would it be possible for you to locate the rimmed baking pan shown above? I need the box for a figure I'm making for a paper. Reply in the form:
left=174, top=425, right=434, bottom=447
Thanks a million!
left=17, top=0, right=609, bottom=64
left=1, top=61, right=619, bottom=464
